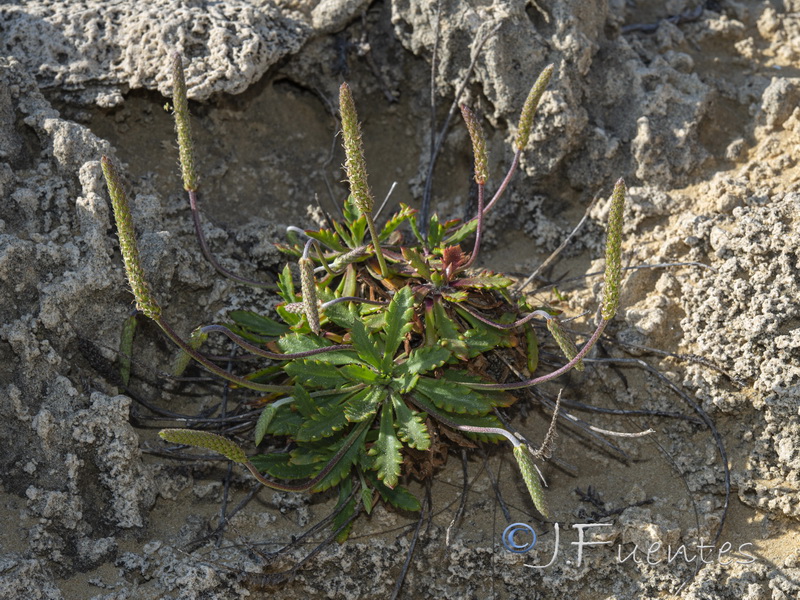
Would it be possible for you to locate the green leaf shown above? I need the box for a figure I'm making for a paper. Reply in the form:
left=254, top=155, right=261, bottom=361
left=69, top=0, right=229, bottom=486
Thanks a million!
left=443, top=218, right=477, bottom=246
left=278, top=333, right=362, bottom=365
left=254, top=404, right=277, bottom=446
left=292, top=384, right=316, bottom=418
left=525, top=323, right=539, bottom=373
left=349, top=308, right=382, bottom=369
left=440, top=289, right=469, bottom=302
left=337, top=263, right=358, bottom=297
left=278, top=263, right=296, bottom=303
left=394, top=345, right=451, bottom=377
left=368, top=405, right=403, bottom=488
left=439, top=370, right=515, bottom=408
left=250, top=452, right=318, bottom=480
left=381, top=287, right=415, bottom=370
left=401, top=247, right=432, bottom=279
left=427, top=213, right=445, bottom=248
left=409, top=210, right=425, bottom=244
left=340, top=363, right=384, bottom=384
left=172, top=326, right=207, bottom=376
left=414, top=376, right=496, bottom=415
left=306, top=228, right=346, bottom=252
left=379, top=204, right=416, bottom=241
left=452, top=271, right=514, bottom=289
left=228, top=310, right=289, bottom=337
left=284, top=359, right=346, bottom=388
left=366, top=472, right=421, bottom=511
left=361, top=485, right=374, bottom=515
left=312, top=421, right=371, bottom=492
left=265, top=404, right=305, bottom=436
left=333, top=478, right=356, bottom=543
left=296, top=401, right=349, bottom=442
left=392, top=392, right=430, bottom=450
left=391, top=371, right=419, bottom=394
left=432, top=301, right=469, bottom=359
left=333, top=215, right=354, bottom=248
left=344, top=386, right=388, bottom=422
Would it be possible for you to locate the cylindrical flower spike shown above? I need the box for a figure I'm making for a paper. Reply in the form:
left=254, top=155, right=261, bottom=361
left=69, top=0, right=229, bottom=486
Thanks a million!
left=339, top=82, right=373, bottom=214
left=339, top=82, right=389, bottom=277
left=546, top=316, right=584, bottom=371
left=159, top=429, right=248, bottom=464
left=513, top=444, right=551, bottom=518
left=329, top=245, right=369, bottom=272
left=601, top=179, right=625, bottom=321
left=515, top=64, right=555, bottom=151
left=101, top=156, right=162, bottom=320
left=460, top=104, right=488, bottom=185
left=171, top=53, right=198, bottom=192
left=299, top=257, right=321, bottom=334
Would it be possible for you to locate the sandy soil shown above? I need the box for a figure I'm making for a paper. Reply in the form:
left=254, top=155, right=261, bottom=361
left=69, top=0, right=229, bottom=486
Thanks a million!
left=1, top=1, right=799, bottom=598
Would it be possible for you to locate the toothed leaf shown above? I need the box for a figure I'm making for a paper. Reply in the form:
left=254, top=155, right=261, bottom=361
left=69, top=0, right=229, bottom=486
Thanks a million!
left=306, top=228, right=346, bottom=252
left=296, top=402, right=348, bottom=442
left=254, top=404, right=277, bottom=446
left=344, top=386, right=388, bottom=422
left=443, top=218, right=477, bottom=246
left=349, top=308, right=382, bottom=369
left=340, top=363, right=384, bottom=384
left=452, top=272, right=514, bottom=289
left=414, top=376, right=496, bottom=415
left=392, top=392, right=430, bottom=450
left=312, top=422, right=371, bottom=492
left=379, top=204, right=416, bottom=241
left=284, top=359, right=346, bottom=388
left=368, top=405, right=402, bottom=488
left=394, top=345, right=451, bottom=378
left=367, top=473, right=421, bottom=511
left=381, top=287, right=414, bottom=369
left=228, top=311, right=289, bottom=337
left=401, top=247, right=432, bottom=279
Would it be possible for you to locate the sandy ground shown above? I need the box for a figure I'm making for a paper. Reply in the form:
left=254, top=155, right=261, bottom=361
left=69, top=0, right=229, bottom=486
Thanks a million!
left=1, top=0, right=799, bottom=598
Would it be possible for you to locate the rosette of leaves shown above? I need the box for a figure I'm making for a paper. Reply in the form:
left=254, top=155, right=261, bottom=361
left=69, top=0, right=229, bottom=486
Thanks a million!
left=244, top=286, right=514, bottom=518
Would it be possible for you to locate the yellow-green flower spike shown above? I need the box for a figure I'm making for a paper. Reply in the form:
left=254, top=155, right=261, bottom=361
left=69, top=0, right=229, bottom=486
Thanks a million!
left=546, top=316, right=584, bottom=371
left=601, top=178, right=625, bottom=321
left=339, top=82, right=374, bottom=215
left=101, top=156, right=162, bottom=321
left=171, top=52, right=198, bottom=192
left=515, top=64, right=554, bottom=151
left=513, top=444, right=551, bottom=518
left=159, top=429, right=248, bottom=463
left=460, top=104, right=488, bottom=185
left=299, top=257, right=321, bottom=334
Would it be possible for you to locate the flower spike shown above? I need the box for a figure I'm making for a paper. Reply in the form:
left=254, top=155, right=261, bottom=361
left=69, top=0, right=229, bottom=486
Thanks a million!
left=601, top=179, right=625, bottom=321
left=101, top=156, right=162, bottom=320
left=460, top=104, right=488, bottom=185
left=171, top=52, right=198, bottom=192
left=339, top=82, right=374, bottom=215
left=515, top=64, right=554, bottom=151
left=160, top=429, right=248, bottom=463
